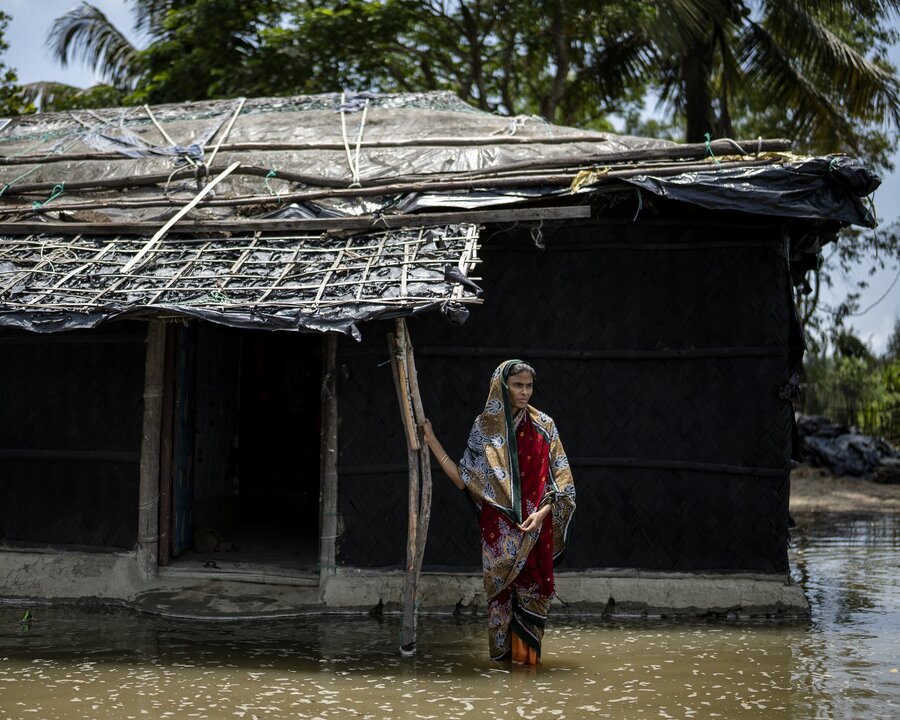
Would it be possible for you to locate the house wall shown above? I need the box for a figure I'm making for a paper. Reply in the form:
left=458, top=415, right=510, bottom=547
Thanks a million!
left=0, top=322, right=145, bottom=549
left=335, top=218, right=794, bottom=574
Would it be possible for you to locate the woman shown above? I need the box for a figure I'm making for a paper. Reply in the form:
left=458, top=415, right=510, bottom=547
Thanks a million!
left=422, top=359, right=576, bottom=664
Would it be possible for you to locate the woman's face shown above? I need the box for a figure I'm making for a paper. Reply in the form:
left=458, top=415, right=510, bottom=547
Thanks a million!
left=506, top=371, right=534, bottom=411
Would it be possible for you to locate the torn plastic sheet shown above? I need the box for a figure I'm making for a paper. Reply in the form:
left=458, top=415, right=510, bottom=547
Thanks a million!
left=79, top=100, right=236, bottom=161
left=395, top=187, right=566, bottom=212
left=0, top=299, right=469, bottom=341
left=624, top=156, right=879, bottom=228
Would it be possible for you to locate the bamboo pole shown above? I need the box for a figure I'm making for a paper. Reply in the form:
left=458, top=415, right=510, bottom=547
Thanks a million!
left=393, top=328, right=420, bottom=452
left=318, top=334, right=339, bottom=589
left=0, top=137, right=791, bottom=167
left=390, top=326, right=420, bottom=655
left=121, top=161, right=240, bottom=273
left=402, top=321, right=433, bottom=579
left=1, top=154, right=784, bottom=205
left=137, top=319, right=166, bottom=579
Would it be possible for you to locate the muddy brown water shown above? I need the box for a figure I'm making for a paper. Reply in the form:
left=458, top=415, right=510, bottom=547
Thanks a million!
left=1, top=513, right=897, bottom=719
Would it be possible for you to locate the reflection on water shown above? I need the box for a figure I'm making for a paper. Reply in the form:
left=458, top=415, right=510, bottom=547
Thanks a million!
left=0, top=514, right=897, bottom=719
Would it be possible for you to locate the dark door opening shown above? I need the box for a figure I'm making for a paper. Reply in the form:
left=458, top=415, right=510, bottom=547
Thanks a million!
left=168, top=323, right=321, bottom=576
left=236, top=330, right=322, bottom=569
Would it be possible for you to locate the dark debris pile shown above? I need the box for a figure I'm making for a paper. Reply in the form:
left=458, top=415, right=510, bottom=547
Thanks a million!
left=797, top=414, right=899, bottom=482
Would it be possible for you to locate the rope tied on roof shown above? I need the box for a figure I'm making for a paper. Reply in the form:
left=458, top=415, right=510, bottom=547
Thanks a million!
left=704, top=133, right=722, bottom=168
left=340, top=93, right=369, bottom=188
left=206, top=97, right=246, bottom=169
left=264, top=168, right=283, bottom=205
left=31, top=183, right=65, bottom=210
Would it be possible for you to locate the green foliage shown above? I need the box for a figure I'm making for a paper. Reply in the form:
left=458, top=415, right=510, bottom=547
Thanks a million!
left=30, top=1, right=900, bottom=153
left=18, top=82, right=126, bottom=112
left=132, top=0, right=283, bottom=103
left=888, top=317, right=900, bottom=360
left=798, top=219, right=900, bottom=351
left=0, top=11, right=33, bottom=116
left=253, top=0, right=654, bottom=127
left=802, top=330, right=900, bottom=441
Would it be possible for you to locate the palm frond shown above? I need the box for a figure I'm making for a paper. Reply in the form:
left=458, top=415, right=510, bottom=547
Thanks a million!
left=758, top=1, right=900, bottom=127
left=644, top=0, right=734, bottom=53
left=132, top=1, right=174, bottom=38
left=590, top=31, right=655, bottom=101
left=45, top=2, right=139, bottom=89
left=744, top=2, right=900, bottom=127
left=739, top=21, right=855, bottom=140
left=786, top=0, right=900, bottom=16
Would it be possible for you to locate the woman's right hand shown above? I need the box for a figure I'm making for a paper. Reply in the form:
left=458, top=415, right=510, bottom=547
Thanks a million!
left=420, top=418, right=435, bottom=443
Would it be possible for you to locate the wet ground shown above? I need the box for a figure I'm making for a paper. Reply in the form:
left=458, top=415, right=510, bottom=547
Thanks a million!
left=1, top=512, right=897, bottom=719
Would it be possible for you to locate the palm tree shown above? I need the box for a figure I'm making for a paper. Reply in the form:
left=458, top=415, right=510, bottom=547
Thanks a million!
left=44, top=1, right=159, bottom=93
left=44, top=1, right=281, bottom=105
left=634, top=0, right=900, bottom=144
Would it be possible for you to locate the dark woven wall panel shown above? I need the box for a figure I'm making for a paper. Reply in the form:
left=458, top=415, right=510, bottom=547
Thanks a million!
left=0, top=325, right=145, bottom=451
left=0, top=460, right=139, bottom=548
left=0, top=322, right=144, bottom=548
left=464, top=223, right=789, bottom=351
left=560, top=468, right=789, bottom=573
left=336, top=221, right=794, bottom=572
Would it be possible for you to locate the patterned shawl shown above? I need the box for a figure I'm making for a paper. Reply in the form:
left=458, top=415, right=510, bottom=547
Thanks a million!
left=459, top=359, right=576, bottom=562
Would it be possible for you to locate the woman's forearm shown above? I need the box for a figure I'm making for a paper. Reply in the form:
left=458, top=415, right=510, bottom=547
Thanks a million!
left=422, top=428, right=465, bottom=490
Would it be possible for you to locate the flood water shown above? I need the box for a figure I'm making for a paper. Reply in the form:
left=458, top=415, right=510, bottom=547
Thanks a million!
left=1, top=513, right=897, bottom=720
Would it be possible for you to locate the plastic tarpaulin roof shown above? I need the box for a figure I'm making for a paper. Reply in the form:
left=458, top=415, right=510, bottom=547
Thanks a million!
left=625, top=156, right=879, bottom=228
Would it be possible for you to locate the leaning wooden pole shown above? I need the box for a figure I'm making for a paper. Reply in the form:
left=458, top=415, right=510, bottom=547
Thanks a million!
left=137, top=319, right=166, bottom=580
left=402, top=322, right=433, bottom=579
left=390, top=322, right=421, bottom=654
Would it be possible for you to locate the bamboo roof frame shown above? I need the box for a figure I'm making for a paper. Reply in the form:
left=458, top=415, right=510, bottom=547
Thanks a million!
left=0, top=224, right=482, bottom=318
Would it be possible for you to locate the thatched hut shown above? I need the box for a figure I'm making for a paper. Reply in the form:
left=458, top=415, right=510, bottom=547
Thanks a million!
left=0, top=93, right=878, bottom=626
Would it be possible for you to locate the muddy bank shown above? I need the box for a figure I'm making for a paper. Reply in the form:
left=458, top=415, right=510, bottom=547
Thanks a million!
left=790, top=465, right=900, bottom=513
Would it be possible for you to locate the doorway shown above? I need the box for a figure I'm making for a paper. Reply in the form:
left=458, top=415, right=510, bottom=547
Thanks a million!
left=166, top=323, right=321, bottom=578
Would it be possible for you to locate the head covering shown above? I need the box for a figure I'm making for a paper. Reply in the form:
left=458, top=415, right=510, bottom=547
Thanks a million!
left=459, top=360, right=576, bottom=559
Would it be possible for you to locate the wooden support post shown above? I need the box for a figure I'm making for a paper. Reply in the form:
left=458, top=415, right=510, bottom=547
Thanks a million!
left=157, top=323, right=177, bottom=567
left=390, top=318, right=433, bottom=655
left=137, top=319, right=166, bottom=580
left=402, top=323, right=432, bottom=579
left=319, top=334, right=339, bottom=588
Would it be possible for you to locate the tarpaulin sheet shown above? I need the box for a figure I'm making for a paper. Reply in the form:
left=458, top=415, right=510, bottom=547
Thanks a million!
left=625, top=156, right=879, bottom=228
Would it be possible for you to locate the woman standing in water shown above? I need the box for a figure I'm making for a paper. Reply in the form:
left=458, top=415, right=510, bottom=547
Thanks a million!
left=421, top=360, right=576, bottom=664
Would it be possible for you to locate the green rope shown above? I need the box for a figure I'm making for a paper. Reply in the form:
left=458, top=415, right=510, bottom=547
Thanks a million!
left=0, top=166, right=42, bottom=197
left=704, top=132, right=722, bottom=168
left=31, top=182, right=65, bottom=210
left=264, top=168, right=282, bottom=205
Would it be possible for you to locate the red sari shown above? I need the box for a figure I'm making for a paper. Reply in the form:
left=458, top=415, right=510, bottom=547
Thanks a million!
left=481, top=410, right=555, bottom=661
left=458, top=359, right=576, bottom=663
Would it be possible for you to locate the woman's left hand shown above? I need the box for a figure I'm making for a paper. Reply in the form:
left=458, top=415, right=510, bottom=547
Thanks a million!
left=518, top=506, right=550, bottom=533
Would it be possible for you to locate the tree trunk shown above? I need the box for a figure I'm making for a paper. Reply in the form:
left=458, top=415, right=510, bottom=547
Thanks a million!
left=682, top=40, right=716, bottom=143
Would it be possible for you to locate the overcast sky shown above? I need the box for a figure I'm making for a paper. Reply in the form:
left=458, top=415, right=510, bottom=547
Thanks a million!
left=4, top=0, right=899, bottom=352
